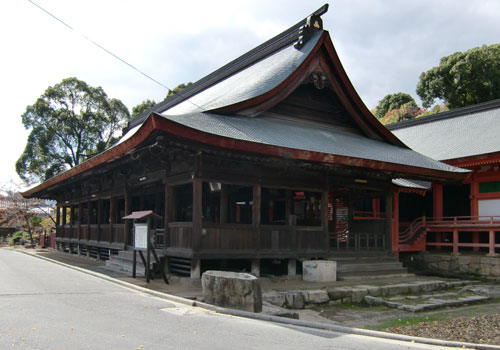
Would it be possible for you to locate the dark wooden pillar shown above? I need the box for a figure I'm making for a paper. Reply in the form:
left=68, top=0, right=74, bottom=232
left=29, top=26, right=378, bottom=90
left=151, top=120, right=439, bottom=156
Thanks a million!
left=220, top=184, right=228, bottom=224
left=97, top=199, right=103, bottom=242
left=56, top=205, right=61, bottom=226
left=191, top=179, right=202, bottom=279
left=164, top=184, right=174, bottom=247
left=252, top=184, right=261, bottom=251
left=109, top=197, right=116, bottom=242
left=70, top=206, right=75, bottom=225
left=87, top=200, right=91, bottom=241
left=154, top=191, right=162, bottom=216
left=124, top=186, right=132, bottom=245
left=139, top=194, right=145, bottom=211
left=192, top=179, right=202, bottom=252
left=69, top=205, right=75, bottom=241
left=385, top=189, right=393, bottom=252
left=62, top=206, right=67, bottom=226
left=285, top=190, right=292, bottom=221
left=321, top=190, right=329, bottom=252
left=78, top=203, right=83, bottom=240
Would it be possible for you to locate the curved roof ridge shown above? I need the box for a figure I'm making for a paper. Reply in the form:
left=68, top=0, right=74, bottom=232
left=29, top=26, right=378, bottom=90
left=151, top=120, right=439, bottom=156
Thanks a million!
left=127, top=4, right=329, bottom=130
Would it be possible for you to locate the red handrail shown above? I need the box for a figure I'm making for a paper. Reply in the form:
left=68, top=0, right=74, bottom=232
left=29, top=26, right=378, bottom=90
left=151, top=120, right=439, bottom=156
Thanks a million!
left=399, top=216, right=426, bottom=244
left=399, top=215, right=500, bottom=244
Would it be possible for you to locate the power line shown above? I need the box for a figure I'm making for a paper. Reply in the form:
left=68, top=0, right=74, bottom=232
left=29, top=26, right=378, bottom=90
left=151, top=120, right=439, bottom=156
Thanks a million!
left=27, top=0, right=203, bottom=111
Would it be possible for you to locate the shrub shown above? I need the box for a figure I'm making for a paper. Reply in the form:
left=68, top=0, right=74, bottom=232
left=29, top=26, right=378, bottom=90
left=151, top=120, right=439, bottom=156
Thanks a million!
left=8, top=231, right=30, bottom=245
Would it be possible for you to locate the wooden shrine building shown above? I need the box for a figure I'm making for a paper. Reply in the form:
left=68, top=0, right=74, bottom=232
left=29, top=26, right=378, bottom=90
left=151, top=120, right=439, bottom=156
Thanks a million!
left=23, top=5, right=467, bottom=278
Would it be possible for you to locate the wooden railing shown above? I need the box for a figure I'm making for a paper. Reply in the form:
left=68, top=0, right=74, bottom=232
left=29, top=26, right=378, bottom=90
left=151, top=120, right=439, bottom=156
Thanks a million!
left=168, top=222, right=193, bottom=249
left=165, top=221, right=326, bottom=252
left=201, top=224, right=253, bottom=251
left=296, top=226, right=325, bottom=250
left=399, top=216, right=500, bottom=254
left=330, top=232, right=385, bottom=250
left=111, top=224, right=125, bottom=244
left=260, top=225, right=292, bottom=250
left=399, top=216, right=426, bottom=244
left=55, top=223, right=125, bottom=244
left=353, top=211, right=386, bottom=220
left=89, top=225, right=99, bottom=241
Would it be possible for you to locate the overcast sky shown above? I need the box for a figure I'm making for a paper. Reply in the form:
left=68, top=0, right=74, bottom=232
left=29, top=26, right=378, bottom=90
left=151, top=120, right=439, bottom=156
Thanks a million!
left=1, top=0, right=500, bottom=187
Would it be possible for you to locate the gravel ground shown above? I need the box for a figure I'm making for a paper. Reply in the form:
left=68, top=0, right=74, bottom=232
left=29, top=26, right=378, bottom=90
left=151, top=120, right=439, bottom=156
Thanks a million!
left=386, top=314, right=500, bottom=345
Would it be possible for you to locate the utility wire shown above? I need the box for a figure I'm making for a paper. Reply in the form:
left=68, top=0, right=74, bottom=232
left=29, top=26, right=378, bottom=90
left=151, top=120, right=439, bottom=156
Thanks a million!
left=27, top=0, right=203, bottom=111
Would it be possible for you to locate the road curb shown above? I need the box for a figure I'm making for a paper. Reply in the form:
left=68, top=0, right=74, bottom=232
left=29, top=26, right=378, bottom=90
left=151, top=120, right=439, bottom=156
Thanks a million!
left=14, top=249, right=500, bottom=350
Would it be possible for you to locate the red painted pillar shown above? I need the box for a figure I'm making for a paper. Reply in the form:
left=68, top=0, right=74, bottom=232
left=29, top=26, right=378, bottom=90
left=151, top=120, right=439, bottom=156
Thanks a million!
left=372, top=198, right=380, bottom=218
left=433, top=184, right=443, bottom=250
left=473, top=232, right=480, bottom=252
left=392, top=190, right=400, bottom=257
left=489, top=230, right=496, bottom=255
left=453, top=229, right=459, bottom=253
left=470, top=178, right=479, bottom=217
left=470, top=178, right=480, bottom=252
left=433, top=183, right=443, bottom=219
left=50, top=232, right=56, bottom=249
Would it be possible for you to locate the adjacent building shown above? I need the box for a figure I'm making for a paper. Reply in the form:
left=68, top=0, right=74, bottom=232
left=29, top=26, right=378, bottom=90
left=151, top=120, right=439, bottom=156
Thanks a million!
left=390, top=99, right=500, bottom=255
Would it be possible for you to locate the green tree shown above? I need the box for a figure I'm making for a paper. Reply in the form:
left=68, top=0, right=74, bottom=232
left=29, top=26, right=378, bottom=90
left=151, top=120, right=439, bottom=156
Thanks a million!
left=375, top=93, right=418, bottom=119
left=131, top=99, right=157, bottom=118
left=417, top=44, right=500, bottom=108
left=16, top=77, right=130, bottom=184
left=165, top=82, right=193, bottom=100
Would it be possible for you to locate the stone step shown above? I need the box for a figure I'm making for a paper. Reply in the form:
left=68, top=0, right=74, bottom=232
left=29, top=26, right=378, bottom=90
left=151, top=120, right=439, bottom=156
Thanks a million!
left=338, top=272, right=415, bottom=281
left=105, top=249, right=156, bottom=276
left=334, top=256, right=398, bottom=263
left=364, top=287, right=491, bottom=312
left=328, top=251, right=394, bottom=258
left=337, top=262, right=403, bottom=272
left=105, top=260, right=147, bottom=275
left=263, top=279, right=479, bottom=309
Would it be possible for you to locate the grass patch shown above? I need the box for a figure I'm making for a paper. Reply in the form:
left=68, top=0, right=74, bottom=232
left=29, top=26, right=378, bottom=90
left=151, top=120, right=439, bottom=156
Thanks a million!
left=334, top=303, right=387, bottom=311
left=365, top=314, right=450, bottom=331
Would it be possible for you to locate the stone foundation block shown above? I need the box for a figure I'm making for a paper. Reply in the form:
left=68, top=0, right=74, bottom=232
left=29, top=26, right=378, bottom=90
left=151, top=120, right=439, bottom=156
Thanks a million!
left=202, top=270, right=262, bottom=312
left=262, top=292, right=286, bottom=307
left=302, top=290, right=329, bottom=304
left=285, top=292, right=305, bottom=309
left=327, top=287, right=351, bottom=300
left=302, top=260, right=337, bottom=282
left=350, top=288, right=368, bottom=303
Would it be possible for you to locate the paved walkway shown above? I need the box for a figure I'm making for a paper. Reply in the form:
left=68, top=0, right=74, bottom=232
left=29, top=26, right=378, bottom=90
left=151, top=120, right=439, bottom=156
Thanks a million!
left=16, top=247, right=448, bottom=299
left=6, top=246, right=500, bottom=349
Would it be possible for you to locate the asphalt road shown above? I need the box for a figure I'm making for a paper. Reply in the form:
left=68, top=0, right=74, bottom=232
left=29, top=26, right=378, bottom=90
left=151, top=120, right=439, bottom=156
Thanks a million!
left=0, top=248, right=465, bottom=350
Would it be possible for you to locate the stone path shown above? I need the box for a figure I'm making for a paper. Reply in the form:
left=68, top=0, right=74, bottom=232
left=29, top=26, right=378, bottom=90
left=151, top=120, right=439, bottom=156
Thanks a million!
left=262, top=280, right=478, bottom=310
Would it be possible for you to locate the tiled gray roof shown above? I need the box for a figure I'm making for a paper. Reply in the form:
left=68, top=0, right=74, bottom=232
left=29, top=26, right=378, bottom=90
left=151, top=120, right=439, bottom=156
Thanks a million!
left=392, top=178, right=431, bottom=189
left=160, top=32, right=322, bottom=116
left=390, top=101, right=500, bottom=161
left=160, top=112, right=467, bottom=173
